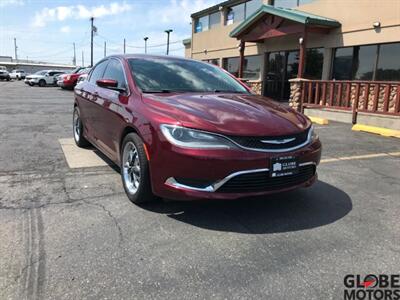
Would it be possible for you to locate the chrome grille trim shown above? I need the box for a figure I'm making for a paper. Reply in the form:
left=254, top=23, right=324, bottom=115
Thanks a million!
left=164, top=162, right=316, bottom=193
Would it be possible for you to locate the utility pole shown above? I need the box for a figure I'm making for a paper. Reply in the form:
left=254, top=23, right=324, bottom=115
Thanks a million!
left=123, top=38, right=126, bottom=54
left=104, top=41, right=106, bottom=57
left=82, top=50, right=84, bottom=66
left=73, top=42, right=76, bottom=66
left=14, top=38, right=18, bottom=62
left=165, top=29, right=173, bottom=55
left=144, top=37, right=148, bottom=54
left=90, top=17, right=94, bottom=66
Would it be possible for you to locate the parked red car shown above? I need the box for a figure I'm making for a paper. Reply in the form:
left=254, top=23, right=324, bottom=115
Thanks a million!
left=73, top=55, right=321, bottom=204
left=58, top=67, right=90, bottom=89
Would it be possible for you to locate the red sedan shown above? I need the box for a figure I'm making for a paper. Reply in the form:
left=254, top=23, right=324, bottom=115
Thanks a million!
left=73, top=55, right=321, bottom=203
left=58, top=67, right=90, bottom=89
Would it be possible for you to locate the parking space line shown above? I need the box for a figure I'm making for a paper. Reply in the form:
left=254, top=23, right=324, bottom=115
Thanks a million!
left=321, top=152, right=400, bottom=163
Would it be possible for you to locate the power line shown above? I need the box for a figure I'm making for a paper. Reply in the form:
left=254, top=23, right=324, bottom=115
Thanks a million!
left=97, top=33, right=181, bottom=49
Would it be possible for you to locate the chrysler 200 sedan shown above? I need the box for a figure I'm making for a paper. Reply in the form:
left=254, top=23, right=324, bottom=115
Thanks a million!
left=73, top=55, right=321, bottom=204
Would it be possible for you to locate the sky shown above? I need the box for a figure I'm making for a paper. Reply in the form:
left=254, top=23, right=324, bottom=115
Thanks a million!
left=0, top=0, right=220, bottom=65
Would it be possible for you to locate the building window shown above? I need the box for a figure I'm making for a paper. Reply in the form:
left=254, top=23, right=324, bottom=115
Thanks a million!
left=226, top=3, right=245, bottom=25
left=222, top=55, right=261, bottom=80
left=332, top=47, right=354, bottom=80
left=332, top=43, right=400, bottom=81
left=246, top=0, right=263, bottom=17
left=209, top=12, right=220, bottom=29
left=203, top=59, right=220, bottom=66
left=195, top=15, right=209, bottom=33
left=272, top=0, right=314, bottom=8
left=225, top=1, right=262, bottom=25
left=305, top=48, right=324, bottom=79
left=376, top=43, right=400, bottom=81
left=353, top=45, right=377, bottom=80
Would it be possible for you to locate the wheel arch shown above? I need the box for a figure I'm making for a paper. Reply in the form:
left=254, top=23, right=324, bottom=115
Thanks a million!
left=119, top=126, right=140, bottom=159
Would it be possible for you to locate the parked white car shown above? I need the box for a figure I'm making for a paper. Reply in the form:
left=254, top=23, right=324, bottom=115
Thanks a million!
left=0, top=66, right=10, bottom=81
left=24, top=70, right=65, bottom=87
left=9, top=69, right=26, bottom=80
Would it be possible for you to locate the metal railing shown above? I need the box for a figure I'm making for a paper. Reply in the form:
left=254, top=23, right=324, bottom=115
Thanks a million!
left=299, top=80, right=400, bottom=123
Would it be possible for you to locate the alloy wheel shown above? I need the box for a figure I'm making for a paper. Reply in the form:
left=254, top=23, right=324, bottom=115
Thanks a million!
left=122, top=142, right=141, bottom=194
left=73, top=109, right=80, bottom=142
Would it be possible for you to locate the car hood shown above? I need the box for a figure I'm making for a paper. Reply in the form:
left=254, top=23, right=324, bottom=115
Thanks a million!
left=143, top=93, right=310, bottom=136
left=26, top=75, right=43, bottom=79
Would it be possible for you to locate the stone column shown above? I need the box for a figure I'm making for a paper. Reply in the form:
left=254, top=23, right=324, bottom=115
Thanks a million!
left=288, top=78, right=306, bottom=112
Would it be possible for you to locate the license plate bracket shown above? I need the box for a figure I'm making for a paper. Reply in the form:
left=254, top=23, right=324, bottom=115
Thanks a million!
left=270, top=156, right=299, bottom=178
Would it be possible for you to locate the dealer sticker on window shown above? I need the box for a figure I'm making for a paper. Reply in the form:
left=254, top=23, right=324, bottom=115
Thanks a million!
left=270, top=156, right=299, bottom=177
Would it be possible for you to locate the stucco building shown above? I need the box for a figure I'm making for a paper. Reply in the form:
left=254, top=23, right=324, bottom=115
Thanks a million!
left=184, top=0, right=400, bottom=125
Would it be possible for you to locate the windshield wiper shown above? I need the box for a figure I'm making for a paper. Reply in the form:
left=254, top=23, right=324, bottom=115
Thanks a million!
left=213, top=90, right=246, bottom=94
left=141, top=89, right=174, bottom=93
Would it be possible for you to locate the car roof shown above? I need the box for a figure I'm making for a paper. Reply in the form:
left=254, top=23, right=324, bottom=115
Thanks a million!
left=105, top=54, right=200, bottom=64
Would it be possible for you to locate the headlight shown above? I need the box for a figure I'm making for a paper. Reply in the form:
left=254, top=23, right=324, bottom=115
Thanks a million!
left=66, top=75, right=71, bottom=80
left=309, top=125, right=318, bottom=140
left=160, top=125, right=238, bottom=149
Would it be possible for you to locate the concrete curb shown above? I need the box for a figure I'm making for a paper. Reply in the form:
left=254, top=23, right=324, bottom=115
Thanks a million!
left=308, top=116, right=329, bottom=125
left=352, top=124, right=400, bottom=138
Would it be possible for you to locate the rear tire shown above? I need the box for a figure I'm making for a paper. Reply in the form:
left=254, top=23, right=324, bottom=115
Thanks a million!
left=38, top=79, right=46, bottom=87
left=121, top=133, right=156, bottom=204
left=73, top=106, right=90, bottom=147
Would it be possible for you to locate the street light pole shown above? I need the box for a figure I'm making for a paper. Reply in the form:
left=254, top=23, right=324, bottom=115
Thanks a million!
left=14, top=38, right=18, bottom=62
left=164, top=29, right=173, bottom=55
left=90, top=17, right=94, bottom=67
left=144, top=37, right=148, bottom=54
left=73, top=42, right=76, bottom=66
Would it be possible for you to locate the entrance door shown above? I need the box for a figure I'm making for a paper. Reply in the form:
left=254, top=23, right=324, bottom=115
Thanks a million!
left=264, top=50, right=299, bottom=101
left=264, top=51, right=285, bottom=100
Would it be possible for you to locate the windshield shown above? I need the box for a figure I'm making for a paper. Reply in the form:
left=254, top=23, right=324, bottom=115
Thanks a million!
left=34, top=71, right=47, bottom=75
left=71, top=67, right=82, bottom=74
left=78, top=68, right=90, bottom=74
left=128, top=58, right=249, bottom=93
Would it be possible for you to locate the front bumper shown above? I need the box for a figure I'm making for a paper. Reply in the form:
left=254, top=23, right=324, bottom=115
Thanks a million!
left=149, top=135, right=322, bottom=201
left=24, top=79, right=38, bottom=85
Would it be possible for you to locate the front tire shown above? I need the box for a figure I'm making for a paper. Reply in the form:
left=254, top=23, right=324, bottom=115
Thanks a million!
left=121, top=133, right=156, bottom=204
left=73, top=106, right=90, bottom=147
left=38, top=79, right=46, bottom=87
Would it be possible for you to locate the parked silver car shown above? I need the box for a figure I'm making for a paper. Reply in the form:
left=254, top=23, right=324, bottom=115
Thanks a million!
left=9, top=69, right=26, bottom=80
left=0, top=66, right=10, bottom=81
left=24, top=70, right=65, bottom=87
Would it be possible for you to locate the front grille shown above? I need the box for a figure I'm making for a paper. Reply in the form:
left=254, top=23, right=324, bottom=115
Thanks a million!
left=216, top=165, right=315, bottom=193
left=227, top=128, right=310, bottom=150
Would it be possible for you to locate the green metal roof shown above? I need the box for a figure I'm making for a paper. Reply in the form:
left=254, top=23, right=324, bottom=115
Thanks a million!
left=230, top=4, right=341, bottom=38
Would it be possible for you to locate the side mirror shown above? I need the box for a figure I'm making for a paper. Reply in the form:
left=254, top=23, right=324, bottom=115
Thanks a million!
left=96, top=78, right=118, bottom=89
left=96, top=79, right=126, bottom=93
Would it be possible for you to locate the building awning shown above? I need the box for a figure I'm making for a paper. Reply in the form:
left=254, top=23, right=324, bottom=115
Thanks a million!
left=230, top=4, right=340, bottom=39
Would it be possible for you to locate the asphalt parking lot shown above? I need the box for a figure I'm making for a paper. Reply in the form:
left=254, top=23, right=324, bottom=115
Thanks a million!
left=0, top=80, right=399, bottom=299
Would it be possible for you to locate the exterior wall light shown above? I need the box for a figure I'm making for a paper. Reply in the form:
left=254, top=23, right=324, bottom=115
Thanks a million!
left=299, top=37, right=304, bottom=45
left=373, top=22, right=381, bottom=28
